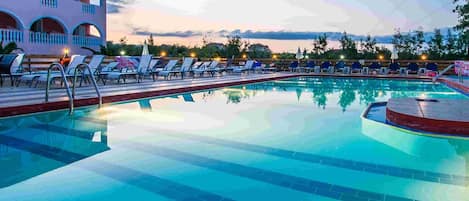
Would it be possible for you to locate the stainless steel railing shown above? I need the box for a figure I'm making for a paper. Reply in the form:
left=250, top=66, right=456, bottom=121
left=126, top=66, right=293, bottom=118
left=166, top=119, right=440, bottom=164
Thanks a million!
left=72, top=63, right=102, bottom=107
left=45, top=63, right=74, bottom=114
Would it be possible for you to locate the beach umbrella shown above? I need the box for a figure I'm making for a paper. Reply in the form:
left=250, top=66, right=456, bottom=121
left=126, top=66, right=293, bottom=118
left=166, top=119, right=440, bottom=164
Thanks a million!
left=142, top=40, right=150, bottom=56
left=391, top=46, right=399, bottom=62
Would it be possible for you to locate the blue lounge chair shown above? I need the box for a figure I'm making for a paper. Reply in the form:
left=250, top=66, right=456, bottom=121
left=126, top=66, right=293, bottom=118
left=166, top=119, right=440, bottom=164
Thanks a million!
left=351, top=62, right=362, bottom=74
left=321, top=61, right=333, bottom=73
left=369, top=62, right=381, bottom=74
left=288, top=61, right=299, bottom=72
left=406, top=62, right=419, bottom=75
left=335, top=61, right=347, bottom=74
left=304, top=61, right=316, bottom=73
left=425, top=63, right=439, bottom=74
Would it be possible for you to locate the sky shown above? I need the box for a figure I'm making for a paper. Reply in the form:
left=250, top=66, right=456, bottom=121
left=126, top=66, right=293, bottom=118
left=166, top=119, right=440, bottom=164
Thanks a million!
left=106, top=0, right=458, bottom=52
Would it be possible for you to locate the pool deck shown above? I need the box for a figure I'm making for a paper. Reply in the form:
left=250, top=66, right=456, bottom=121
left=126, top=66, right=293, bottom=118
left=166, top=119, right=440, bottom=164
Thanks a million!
left=386, top=98, right=469, bottom=135
left=0, top=72, right=462, bottom=117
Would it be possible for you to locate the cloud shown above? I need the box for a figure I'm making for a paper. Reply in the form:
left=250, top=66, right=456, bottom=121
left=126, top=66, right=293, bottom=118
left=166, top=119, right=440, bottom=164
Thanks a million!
left=106, top=0, right=135, bottom=14
left=130, top=28, right=452, bottom=44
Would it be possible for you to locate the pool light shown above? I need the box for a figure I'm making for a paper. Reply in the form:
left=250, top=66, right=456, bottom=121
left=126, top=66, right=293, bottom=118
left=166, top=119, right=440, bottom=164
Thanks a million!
left=378, top=55, right=384, bottom=60
left=340, top=55, right=345, bottom=60
left=120, top=50, right=126, bottom=56
left=190, top=52, right=196, bottom=58
left=160, top=51, right=167, bottom=57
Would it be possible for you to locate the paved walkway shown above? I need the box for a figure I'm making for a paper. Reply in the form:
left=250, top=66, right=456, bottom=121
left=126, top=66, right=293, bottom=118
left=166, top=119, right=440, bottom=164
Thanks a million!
left=0, top=73, right=297, bottom=108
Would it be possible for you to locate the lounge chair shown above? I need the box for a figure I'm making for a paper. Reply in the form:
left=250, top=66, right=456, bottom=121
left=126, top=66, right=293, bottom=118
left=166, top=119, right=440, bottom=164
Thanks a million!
left=160, top=57, right=194, bottom=80
left=105, top=54, right=153, bottom=84
left=97, top=62, right=119, bottom=84
left=0, top=54, right=26, bottom=87
left=81, top=55, right=105, bottom=86
left=32, top=55, right=86, bottom=87
left=423, top=62, right=438, bottom=75
left=233, top=60, right=255, bottom=74
left=370, top=62, right=381, bottom=74
left=388, top=62, right=402, bottom=75
left=335, top=61, right=348, bottom=74
left=261, top=63, right=277, bottom=73
left=351, top=62, right=362, bottom=74
left=205, top=60, right=223, bottom=77
left=154, top=59, right=179, bottom=80
left=193, top=61, right=211, bottom=78
left=304, top=61, right=316, bottom=73
left=406, top=63, right=419, bottom=75
left=313, top=61, right=331, bottom=73
left=0, top=54, right=18, bottom=87
left=288, top=61, right=299, bottom=72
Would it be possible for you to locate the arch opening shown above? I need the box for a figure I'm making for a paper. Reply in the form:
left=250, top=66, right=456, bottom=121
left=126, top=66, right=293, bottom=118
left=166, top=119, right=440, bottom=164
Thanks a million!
left=30, top=17, right=66, bottom=34
left=0, top=11, right=22, bottom=30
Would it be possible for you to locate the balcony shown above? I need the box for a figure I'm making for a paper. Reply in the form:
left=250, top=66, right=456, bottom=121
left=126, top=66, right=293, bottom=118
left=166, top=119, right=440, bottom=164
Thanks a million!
left=40, top=0, right=58, bottom=8
left=72, top=35, right=101, bottom=46
left=0, top=29, right=24, bottom=43
left=29, top=32, right=67, bottom=45
left=82, top=4, right=96, bottom=14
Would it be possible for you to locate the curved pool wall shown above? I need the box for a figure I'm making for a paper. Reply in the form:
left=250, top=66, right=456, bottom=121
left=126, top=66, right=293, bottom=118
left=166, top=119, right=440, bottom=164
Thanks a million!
left=1, top=77, right=468, bottom=201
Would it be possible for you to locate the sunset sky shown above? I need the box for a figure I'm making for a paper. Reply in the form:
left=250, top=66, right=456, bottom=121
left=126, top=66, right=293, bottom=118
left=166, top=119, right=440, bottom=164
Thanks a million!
left=106, top=0, right=458, bottom=52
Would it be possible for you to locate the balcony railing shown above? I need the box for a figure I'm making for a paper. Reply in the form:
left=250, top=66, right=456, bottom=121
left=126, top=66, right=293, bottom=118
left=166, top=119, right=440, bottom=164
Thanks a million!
left=0, top=29, right=24, bottom=43
left=29, top=32, right=67, bottom=45
left=72, top=35, right=102, bottom=47
left=82, top=4, right=96, bottom=14
left=40, top=0, right=58, bottom=8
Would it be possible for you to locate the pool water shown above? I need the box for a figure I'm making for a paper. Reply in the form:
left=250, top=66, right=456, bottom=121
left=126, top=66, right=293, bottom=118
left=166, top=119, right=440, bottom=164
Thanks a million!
left=0, top=77, right=468, bottom=201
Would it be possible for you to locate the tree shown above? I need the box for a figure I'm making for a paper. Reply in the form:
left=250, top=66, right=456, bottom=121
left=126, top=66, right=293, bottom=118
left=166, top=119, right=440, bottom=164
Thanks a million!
left=312, top=34, right=328, bottom=57
left=454, top=0, right=469, bottom=57
left=339, top=31, right=358, bottom=59
left=148, top=34, right=155, bottom=46
left=225, top=35, right=242, bottom=58
left=428, top=29, right=444, bottom=59
left=360, top=35, right=377, bottom=59
left=0, top=41, right=22, bottom=54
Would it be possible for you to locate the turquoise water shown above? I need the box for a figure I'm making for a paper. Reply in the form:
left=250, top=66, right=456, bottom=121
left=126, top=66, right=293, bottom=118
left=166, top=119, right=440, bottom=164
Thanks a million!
left=0, top=77, right=468, bottom=201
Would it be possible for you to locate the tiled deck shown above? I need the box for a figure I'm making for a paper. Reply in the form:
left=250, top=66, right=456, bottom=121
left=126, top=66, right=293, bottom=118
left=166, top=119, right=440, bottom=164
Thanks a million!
left=387, top=98, right=469, bottom=135
left=0, top=73, right=301, bottom=117
left=0, top=72, right=447, bottom=117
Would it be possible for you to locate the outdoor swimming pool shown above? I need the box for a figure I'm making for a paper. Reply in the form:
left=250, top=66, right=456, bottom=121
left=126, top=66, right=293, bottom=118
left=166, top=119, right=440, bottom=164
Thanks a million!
left=0, top=77, right=468, bottom=201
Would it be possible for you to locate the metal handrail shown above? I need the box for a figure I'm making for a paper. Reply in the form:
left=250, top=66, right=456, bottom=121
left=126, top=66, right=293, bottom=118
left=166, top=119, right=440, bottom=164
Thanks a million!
left=432, top=64, right=460, bottom=83
left=72, top=63, right=103, bottom=107
left=45, top=63, right=74, bottom=114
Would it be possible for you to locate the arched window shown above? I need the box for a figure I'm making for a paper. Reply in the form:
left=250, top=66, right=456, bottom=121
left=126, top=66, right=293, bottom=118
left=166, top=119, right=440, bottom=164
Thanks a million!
left=30, top=17, right=66, bottom=34
left=72, top=23, right=101, bottom=37
left=0, top=11, right=22, bottom=30
left=72, top=23, right=103, bottom=47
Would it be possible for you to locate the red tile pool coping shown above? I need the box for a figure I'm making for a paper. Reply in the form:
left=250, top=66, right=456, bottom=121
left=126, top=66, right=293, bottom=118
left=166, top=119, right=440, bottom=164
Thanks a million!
left=0, top=74, right=453, bottom=118
left=439, top=78, right=469, bottom=95
left=386, top=98, right=469, bottom=136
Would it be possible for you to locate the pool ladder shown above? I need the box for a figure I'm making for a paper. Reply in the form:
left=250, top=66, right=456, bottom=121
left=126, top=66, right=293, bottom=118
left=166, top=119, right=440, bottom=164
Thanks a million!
left=432, top=64, right=464, bottom=83
left=45, top=63, right=102, bottom=114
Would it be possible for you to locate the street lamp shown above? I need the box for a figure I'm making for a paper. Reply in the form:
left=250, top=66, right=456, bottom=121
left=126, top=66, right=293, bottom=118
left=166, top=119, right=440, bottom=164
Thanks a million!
left=421, top=54, right=428, bottom=61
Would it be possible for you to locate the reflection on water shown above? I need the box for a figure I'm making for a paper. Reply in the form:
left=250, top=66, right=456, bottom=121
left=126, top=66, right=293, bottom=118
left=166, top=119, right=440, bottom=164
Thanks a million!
left=225, top=77, right=465, bottom=111
left=0, top=77, right=467, bottom=191
left=0, top=110, right=109, bottom=188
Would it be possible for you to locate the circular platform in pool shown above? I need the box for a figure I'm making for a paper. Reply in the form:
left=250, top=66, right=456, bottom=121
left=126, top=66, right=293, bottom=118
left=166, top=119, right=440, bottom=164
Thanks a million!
left=386, top=98, right=469, bottom=135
